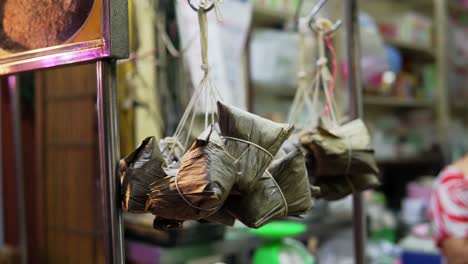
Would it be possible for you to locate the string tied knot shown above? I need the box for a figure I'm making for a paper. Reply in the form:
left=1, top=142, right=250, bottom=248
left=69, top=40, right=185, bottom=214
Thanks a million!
left=316, top=57, right=328, bottom=67
left=201, top=63, right=210, bottom=73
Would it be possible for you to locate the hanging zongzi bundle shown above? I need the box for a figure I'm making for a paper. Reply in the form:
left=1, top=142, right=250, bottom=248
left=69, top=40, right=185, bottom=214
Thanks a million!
left=121, top=137, right=166, bottom=213
left=217, top=101, right=294, bottom=190
left=227, top=145, right=316, bottom=228
left=216, top=101, right=296, bottom=228
left=147, top=126, right=238, bottom=220
left=300, top=119, right=381, bottom=201
left=300, top=119, right=379, bottom=177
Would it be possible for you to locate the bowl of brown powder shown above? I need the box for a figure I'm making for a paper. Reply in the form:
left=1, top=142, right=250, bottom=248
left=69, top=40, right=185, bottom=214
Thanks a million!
left=0, top=0, right=95, bottom=52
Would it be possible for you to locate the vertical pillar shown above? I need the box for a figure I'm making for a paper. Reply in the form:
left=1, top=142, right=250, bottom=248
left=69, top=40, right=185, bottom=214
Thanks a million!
left=434, top=0, right=450, bottom=146
left=345, top=1, right=367, bottom=263
left=96, top=60, right=125, bottom=264
left=0, top=79, right=4, bottom=248
left=8, top=76, right=28, bottom=264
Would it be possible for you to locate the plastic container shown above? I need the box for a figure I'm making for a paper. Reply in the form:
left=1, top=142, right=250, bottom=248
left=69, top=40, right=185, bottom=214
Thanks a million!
left=250, top=221, right=315, bottom=264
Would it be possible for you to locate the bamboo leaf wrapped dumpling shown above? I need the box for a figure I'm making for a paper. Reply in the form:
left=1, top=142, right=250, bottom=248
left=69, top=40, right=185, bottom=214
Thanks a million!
left=226, top=146, right=315, bottom=228
left=225, top=172, right=287, bottom=228
left=201, top=207, right=236, bottom=226
left=147, top=126, right=239, bottom=220
left=300, top=119, right=379, bottom=177
left=120, top=137, right=166, bottom=213
left=217, top=101, right=294, bottom=190
left=300, top=119, right=381, bottom=200
left=268, top=146, right=313, bottom=216
left=216, top=102, right=295, bottom=228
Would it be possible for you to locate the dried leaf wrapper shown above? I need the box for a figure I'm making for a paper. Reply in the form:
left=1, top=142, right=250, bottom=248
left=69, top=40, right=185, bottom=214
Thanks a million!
left=269, top=147, right=313, bottom=215
left=202, top=207, right=236, bottom=226
left=225, top=172, right=287, bottom=228
left=217, top=101, right=294, bottom=190
left=300, top=119, right=381, bottom=201
left=121, top=137, right=166, bottom=213
left=217, top=102, right=296, bottom=228
left=147, top=127, right=238, bottom=220
left=300, top=119, right=379, bottom=177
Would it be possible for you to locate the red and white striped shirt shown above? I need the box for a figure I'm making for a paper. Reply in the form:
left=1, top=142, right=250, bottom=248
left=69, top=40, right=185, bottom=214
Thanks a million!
left=429, top=167, right=468, bottom=247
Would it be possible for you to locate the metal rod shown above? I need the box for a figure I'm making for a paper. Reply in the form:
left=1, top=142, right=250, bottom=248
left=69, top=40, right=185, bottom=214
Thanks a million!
left=306, top=0, right=328, bottom=22
left=434, top=0, right=450, bottom=146
left=0, top=79, right=4, bottom=248
left=8, top=75, right=28, bottom=264
left=96, top=60, right=125, bottom=264
left=293, top=0, right=305, bottom=31
left=345, top=0, right=366, bottom=263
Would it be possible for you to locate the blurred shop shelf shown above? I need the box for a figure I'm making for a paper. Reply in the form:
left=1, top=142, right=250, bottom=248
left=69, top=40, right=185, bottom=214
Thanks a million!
left=252, top=4, right=293, bottom=27
left=394, top=0, right=433, bottom=8
left=384, top=38, right=435, bottom=61
left=254, top=82, right=296, bottom=97
left=452, top=99, right=468, bottom=111
left=377, top=150, right=444, bottom=167
left=363, top=95, right=434, bottom=108
left=449, top=3, right=468, bottom=16
left=378, top=157, right=438, bottom=166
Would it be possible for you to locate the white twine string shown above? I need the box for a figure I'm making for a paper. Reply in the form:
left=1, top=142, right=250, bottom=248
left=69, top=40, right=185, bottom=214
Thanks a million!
left=288, top=29, right=317, bottom=128
left=288, top=20, right=341, bottom=130
left=290, top=18, right=355, bottom=190
left=266, top=171, right=289, bottom=217
left=173, top=172, right=223, bottom=212
left=221, top=136, right=274, bottom=159
left=213, top=0, right=224, bottom=22
left=316, top=27, right=354, bottom=191
left=166, top=0, right=224, bottom=160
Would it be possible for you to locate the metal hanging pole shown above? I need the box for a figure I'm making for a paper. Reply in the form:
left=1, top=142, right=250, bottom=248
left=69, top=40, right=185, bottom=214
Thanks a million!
left=345, top=0, right=366, bottom=263
left=8, top=75, right=28, bottom=264
left=434, top=0, right=450, bottom=146
left=96, top=60, right=125, bottom=264
left=0, top=79, right=4, bottom=249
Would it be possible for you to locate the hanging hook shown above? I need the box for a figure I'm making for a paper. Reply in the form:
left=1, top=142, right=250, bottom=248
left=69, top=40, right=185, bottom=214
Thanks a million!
left=306, top=0, right=328, bottom=21
left=187, top=0, right=215, bottom=13
left=323, top=19, right=343, bottom=36
left=304, top=0, right=342, bottom=36
left=309, top=15, right=343, bottom=36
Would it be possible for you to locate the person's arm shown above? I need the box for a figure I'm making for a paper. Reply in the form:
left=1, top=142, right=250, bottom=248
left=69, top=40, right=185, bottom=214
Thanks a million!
left=441, top=238, right=468, bottom=264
